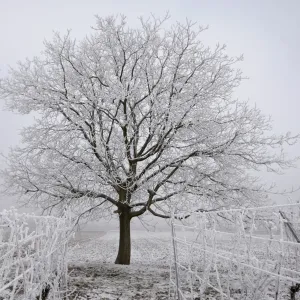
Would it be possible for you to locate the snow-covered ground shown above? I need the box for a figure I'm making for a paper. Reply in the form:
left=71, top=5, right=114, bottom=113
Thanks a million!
left=68, top=230, right=173, bottom=300
left=68, top=230, right=299, bottom=300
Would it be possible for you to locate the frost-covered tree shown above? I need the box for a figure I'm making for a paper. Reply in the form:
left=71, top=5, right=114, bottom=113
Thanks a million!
left=0, top=16, right=298, bottom=264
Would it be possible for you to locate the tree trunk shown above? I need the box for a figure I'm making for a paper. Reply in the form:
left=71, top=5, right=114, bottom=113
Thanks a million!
left=115, top=208, right=131, bottom=265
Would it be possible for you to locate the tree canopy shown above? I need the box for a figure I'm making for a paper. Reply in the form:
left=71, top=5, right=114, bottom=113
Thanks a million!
left=0, top=15, right=298, bottom=264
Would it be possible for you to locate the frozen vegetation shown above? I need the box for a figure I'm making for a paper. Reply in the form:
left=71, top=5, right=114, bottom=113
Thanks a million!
left=68, top=204, right=300, bottom=300
left=0, top=13, right=299, bottom=300
left=1, top=204, right=300, bottom=299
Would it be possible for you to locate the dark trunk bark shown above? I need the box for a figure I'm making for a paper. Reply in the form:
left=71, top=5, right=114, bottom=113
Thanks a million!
left=290, top=283, right=300, bottom=300
left=115, top=208, right=131, bottom=265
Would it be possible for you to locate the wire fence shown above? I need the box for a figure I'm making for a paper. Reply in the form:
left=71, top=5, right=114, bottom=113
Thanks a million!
left=0, top=209, right=74, bottom=300
left=169, top=203, right=300, bottom=300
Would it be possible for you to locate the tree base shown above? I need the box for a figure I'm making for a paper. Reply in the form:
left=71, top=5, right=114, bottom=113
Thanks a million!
left=114, top=208, right=131, bottom=265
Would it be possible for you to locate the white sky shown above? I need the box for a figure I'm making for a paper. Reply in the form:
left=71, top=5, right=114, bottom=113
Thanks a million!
left=0, top=0, right=299, bottom=219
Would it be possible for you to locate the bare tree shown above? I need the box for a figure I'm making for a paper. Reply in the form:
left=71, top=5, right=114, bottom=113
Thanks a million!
left=0, top=15, right=298, bottom=264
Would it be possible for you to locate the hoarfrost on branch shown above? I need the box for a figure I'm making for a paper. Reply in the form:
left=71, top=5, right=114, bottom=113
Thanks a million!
left=0, top=15, right=298, bottom=264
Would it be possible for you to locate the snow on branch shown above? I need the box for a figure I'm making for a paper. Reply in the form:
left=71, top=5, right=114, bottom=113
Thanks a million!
left=0, top=15, right=298, bottom=220
left=0, top=209, right=74, bottom=299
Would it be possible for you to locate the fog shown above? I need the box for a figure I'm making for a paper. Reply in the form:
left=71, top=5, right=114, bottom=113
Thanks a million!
left=0, top=0, right=299, bottom=230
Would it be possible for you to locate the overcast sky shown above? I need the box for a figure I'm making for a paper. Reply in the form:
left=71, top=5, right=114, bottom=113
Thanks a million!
left=0, top=0, right=299, bottom=218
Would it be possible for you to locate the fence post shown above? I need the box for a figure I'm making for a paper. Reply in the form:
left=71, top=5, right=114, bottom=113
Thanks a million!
left=171, top=213, right=182, bottom=300
left=279, top=210, right=300, bottom=243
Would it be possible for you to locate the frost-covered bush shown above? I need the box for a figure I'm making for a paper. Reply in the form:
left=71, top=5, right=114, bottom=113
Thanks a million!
left=0, top=209, right=73, bottom=299
left=170, top=203, right=300, bottom=300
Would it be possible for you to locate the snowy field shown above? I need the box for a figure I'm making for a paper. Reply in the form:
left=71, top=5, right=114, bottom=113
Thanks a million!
left=68, top=230, right=300, bottom=300
left=1, top=223, right=298, bottom=299
left=68, top=230, right=172, bottom=299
